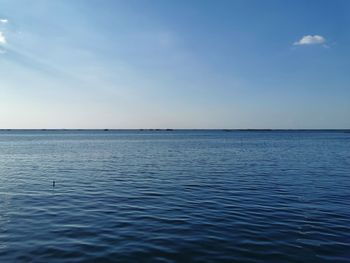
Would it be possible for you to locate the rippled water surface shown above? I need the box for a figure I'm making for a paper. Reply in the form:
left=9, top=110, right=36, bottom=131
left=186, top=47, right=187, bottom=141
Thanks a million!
left=0, top=130, right=349, bottom=262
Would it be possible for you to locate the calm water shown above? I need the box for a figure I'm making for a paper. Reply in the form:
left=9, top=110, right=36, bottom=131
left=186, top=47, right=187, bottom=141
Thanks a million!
left=0, top=130, right=349, bottom=263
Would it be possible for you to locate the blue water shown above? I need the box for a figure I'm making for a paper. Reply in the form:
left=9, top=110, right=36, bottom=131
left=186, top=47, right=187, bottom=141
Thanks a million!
left=0, top=130, right=349, bottom=262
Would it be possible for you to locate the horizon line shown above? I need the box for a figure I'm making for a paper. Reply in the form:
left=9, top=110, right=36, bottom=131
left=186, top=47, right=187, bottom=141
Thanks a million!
left=0, top=128, right=349, bottom=131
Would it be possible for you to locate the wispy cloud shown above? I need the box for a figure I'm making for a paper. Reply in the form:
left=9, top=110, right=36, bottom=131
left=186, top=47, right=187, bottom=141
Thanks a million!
left=0, top=32, right=6, bottom=44
left=294, top=35, right=326, bottom=46
left=0, top=18, right=8, bottom=47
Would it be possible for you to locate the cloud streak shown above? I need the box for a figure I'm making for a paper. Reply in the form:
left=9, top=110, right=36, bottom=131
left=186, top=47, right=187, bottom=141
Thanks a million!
left=0, top=19, right=8, bottom=47
left=294, top=35, right=326, bottom=46
left=0, top=32, right=6, bottom=44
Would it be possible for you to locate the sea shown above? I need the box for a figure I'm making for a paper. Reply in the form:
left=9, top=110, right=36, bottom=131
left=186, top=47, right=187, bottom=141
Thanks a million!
left=0, top=130, right=349, bottom=263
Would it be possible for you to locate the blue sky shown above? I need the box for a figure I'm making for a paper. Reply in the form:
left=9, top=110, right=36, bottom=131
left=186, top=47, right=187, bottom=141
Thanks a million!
left=0, top=0, right=349, bottom=128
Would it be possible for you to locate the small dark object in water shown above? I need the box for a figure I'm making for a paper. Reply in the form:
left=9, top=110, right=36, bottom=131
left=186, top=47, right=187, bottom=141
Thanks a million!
left=104, top=129, right=109, bottom=132
left=53, top=180, right=55, bottom=187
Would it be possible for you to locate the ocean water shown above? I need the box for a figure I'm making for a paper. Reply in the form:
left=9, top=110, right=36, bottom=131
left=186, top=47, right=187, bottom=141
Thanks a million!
left=0, top=130, right=349, bottom=263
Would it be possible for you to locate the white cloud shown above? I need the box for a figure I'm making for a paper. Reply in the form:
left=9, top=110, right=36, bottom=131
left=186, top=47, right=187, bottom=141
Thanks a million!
left=294, top=35, right=326, bottom=46
left=0, top=19, right=8, bottom=24
left=0, top=32, right=6, bottom=44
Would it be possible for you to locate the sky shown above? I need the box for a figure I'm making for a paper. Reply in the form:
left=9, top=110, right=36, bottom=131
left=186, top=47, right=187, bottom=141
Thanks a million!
left=0, top=0, right=349, bottom=129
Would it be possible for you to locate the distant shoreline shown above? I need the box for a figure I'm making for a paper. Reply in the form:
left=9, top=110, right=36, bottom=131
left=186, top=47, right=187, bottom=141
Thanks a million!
left=0, top=129, right=349, bottom=132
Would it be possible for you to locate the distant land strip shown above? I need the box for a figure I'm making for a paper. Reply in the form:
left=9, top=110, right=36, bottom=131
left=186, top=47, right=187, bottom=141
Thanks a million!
left=0, top=129, right=349, bottom=132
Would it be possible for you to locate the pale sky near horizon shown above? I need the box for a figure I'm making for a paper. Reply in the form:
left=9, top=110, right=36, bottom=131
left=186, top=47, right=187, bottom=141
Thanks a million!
left=0, top=0, right=349, bottom=129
